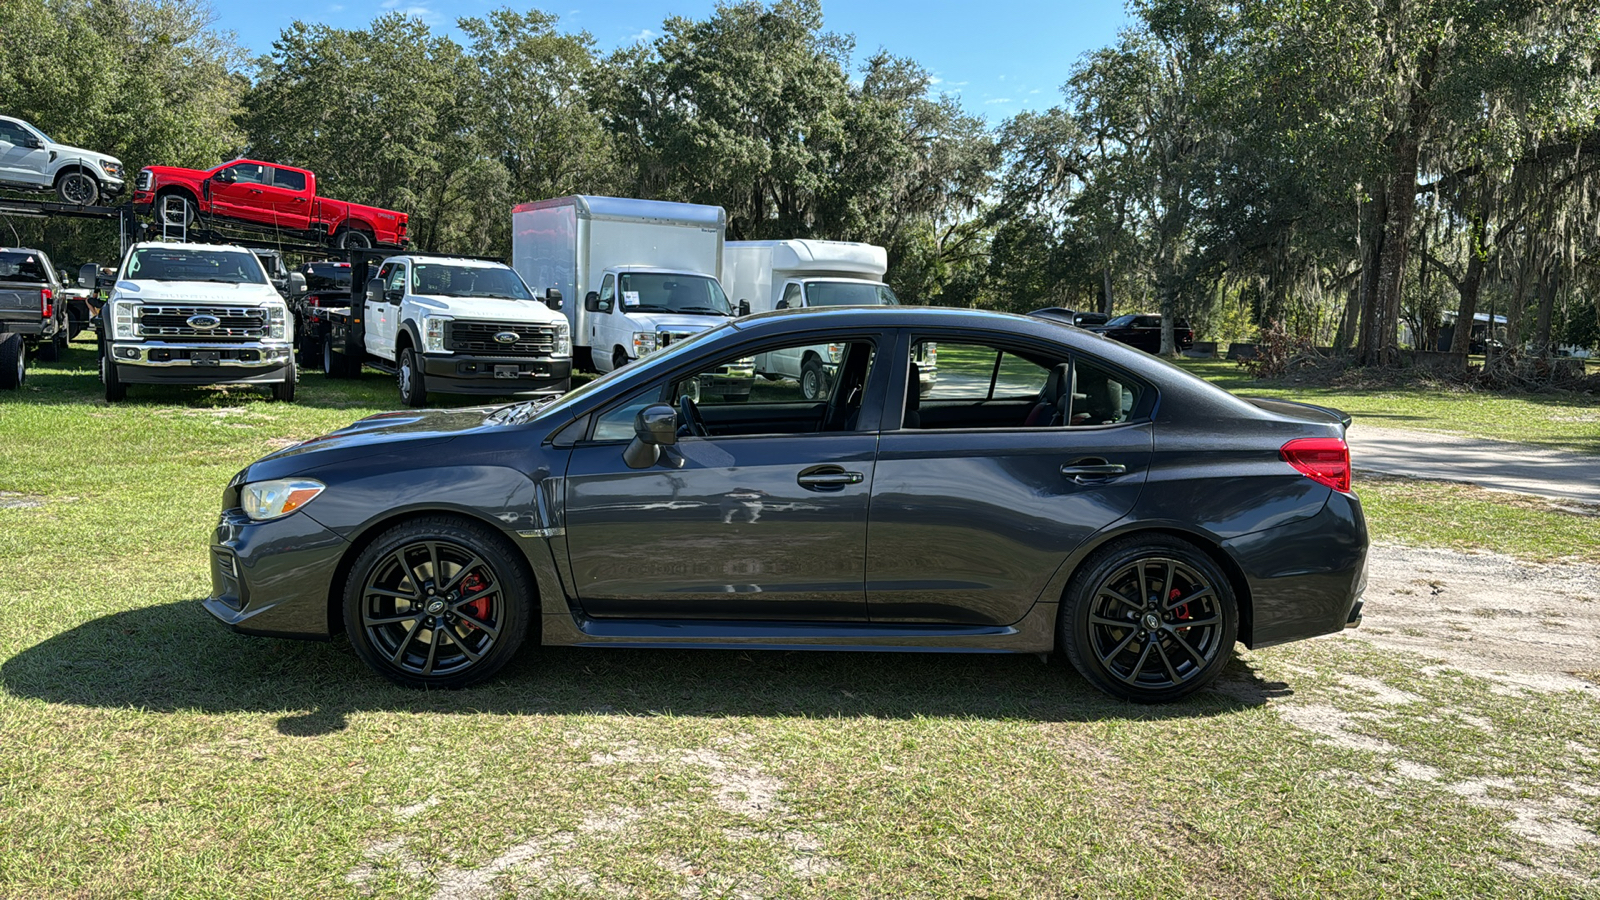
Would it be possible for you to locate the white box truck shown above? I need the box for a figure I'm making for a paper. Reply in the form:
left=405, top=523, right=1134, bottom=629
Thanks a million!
left=720, top=239, right=935, bottom=399
left=512, top=196, right=742, bottom=379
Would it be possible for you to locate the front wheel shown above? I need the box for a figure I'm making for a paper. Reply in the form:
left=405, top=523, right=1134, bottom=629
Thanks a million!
left=55, top=170, right=100, bottom=206
left=270, top=362, right=296, bottom=402
left=611, top=348, right=629, bottom=372
left=0, top=334, right=24, bottom=389
left=398, top=347, right=426, bottom=407
left=342, top=517, right=532, bottom=688
left=1059, top=535, right=1238, bottom=703
left=99, top=344, right=125, bottom=401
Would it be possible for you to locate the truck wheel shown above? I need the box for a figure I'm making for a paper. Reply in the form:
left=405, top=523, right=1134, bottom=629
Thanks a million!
left=99, top=346, right=125, bottom=401
left=801, top=357, right=828, bottom=401
left=37, top=334, right=64, bottom=363
left=336, top=228, right=374, bottom=250
left=0, top=334, right=23, bottom=389
left=323, top=340, right=347, bottom=378
left=612, top=348, right=629, bottom=371
left=156, top=192, right=197, bottom=227
left=55, top=170, right=100, bottom=206
left=296, top=334, right=322, bottom=369
left=271, top=362, right=297, bottom=402
left=398, top=347, right=427, bottom=407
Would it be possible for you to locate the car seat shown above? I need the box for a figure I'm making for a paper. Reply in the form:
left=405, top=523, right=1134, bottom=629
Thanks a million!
left=1024, top=362, right=1070, bottom=426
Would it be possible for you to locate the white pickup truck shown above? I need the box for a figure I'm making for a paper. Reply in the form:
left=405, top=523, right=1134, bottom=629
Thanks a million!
left=0, top=115, right=126, bottom=206
left=95, top=242, right=297, bottom=402
left=321, top=254, right=571, bottom=407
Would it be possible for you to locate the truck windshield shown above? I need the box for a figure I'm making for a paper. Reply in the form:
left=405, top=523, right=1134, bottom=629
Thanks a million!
left=617, top=273, right=732, bottom=316
left=125, top=248, right=267, bottom=284
left=0, top=252, right=49, bottom=283
left=803, top=281, right=899, bottom=307
left=412, top=264, right=533, bottom=300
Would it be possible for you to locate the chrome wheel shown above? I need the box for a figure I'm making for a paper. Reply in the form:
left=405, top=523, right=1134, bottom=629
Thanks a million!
left=358, top=539, right=505, bottom=679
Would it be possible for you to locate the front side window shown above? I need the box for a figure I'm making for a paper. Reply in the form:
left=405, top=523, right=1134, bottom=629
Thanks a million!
left=0, top=121, right=29, bottom=145
left=779, top=283, right=802, bottom=309
left=125, top=247, right=267, bottom=284
left=223, top=162, right=269, bottom=185
left=597, top=274, right=615, bottom=313
left=385, top=265, right=407, bottom=295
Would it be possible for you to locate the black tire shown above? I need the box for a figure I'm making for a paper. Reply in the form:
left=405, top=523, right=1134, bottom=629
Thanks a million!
left=296, top=333, right=321, bottom=370
left=270, top=361, right=296, bottom=402
left=323, top=339, right=350, bottom=378
left=67, top=305, right=88, bottom=341
left=398, top=347, right=427, bottom=407
left=342, top=516, right=533, bottom=688
left=0, top=334, right=23, bottom=389
left=1059, top=535, right=1239, bottom=704
left=99, top=344, right=125, bottom=401
left=800, top=357, right=828, bottom=401
left=37, top=334, right=64, bottom=363
left=336, top=228, right=374, bottom=250
left=55, top=169, right=100, bottom=206
left=156, top=191, right=197, bottom=227
left=612, top=347, right=629, bottom=371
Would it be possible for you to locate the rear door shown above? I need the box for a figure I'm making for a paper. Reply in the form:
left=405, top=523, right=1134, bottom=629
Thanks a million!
left=263, top=166, right=312, bottom=230
left=866, top=329, right=1154, bottom=625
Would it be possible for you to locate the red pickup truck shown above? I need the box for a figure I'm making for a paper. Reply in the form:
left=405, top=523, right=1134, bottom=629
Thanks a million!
left=133, top=159, right=408, bottom=249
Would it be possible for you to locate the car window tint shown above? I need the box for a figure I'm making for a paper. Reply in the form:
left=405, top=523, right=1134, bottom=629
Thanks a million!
left=0, top=252, right=48, bottom=283
left=780, top=283, right=802, bottom=308
left=915, top=342, right=1046, bottom=402
left=592, top=388, right=661, bottom=442
left=272, top=167, right=307, bottom=191
left=672, top=340, right=876, bottom=435
left=386, top=265, right=406, bottom=294
left=227, top=163, right=268, bottom=184
left=0, top=121, right=27, bottom=144
left=1069, top=358, right=1142, bottom=427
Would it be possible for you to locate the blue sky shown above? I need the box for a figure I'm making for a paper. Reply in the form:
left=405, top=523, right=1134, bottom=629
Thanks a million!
left=212, top=0, right=1132, bottom=121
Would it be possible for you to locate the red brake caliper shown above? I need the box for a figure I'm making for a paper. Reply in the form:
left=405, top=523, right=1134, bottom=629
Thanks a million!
left=458, top=571, right=490, bottom=629
left=1170, top=588, right=1191, bottom=631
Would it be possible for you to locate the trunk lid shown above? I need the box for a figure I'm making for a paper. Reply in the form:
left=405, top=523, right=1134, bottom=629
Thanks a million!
left=1244, top=397, right=1352, bottom=431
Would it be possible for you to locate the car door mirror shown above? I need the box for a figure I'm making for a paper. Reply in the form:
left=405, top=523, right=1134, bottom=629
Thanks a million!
left=23, top=135, right=43, bottom=150
left=365, top=277, right=385, bottom=306
left=584, top=291, right=601, bottom=312
left=775, top=299, right=788, bottom=310
left=77, top=263, right=99, bottom=290
left=738, top=299, right=750, bottom=317
left=623, top=403, right=679, bottom=468
left=288, top=272, right=307, bottom=295
left=544, top=288, right=563, bottom=311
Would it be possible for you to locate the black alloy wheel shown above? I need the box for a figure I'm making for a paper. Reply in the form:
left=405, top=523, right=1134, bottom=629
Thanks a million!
left=343, top=518, right=531, bottom=688
left=1061, top=536, right=1238, bottom=703
left=55, top=171, right=99, bottom=206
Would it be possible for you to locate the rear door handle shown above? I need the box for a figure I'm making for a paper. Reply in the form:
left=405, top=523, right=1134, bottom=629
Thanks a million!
left=1060, top=462, right=1126, bottom=483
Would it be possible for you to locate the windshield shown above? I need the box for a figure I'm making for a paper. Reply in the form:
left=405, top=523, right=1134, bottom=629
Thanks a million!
left=617, top=273, right=731, bottom=316
left=803, top=280, right=898, bottom=307
left=411, top=264, right=533, bottom=300
left=1105, top=314, right=1139, bottom=327
left=305, top=263, right=352, bottom=292
left=0, top=252, right=49, bottom=283
left=125, top=247, right=267, bottom=284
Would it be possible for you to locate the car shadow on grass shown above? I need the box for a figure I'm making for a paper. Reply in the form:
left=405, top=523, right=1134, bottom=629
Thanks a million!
left=2, top=599, right=1292, bottom=736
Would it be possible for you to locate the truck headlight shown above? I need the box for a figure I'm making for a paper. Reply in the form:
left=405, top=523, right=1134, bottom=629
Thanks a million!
left=632, top=331, right=657, bottom=357
left=101, top=161, right=123, bottom=178
left=423, top=316, right=450, bottom=352
left=241, top=479, right=325, bottom=521
left=112, top=300, right=138, bottom=340
left=826, top=343, right=844, bottom=364
left=267, top=304, right=288, bottom=341
left=553, top=321, right=571, bottom=358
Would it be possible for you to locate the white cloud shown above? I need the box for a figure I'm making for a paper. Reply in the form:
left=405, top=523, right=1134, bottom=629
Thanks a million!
left=929, top=76, right=943, bottom=85
left=328, top=3, right=343, bottom=9
left=949, top=81, right=968, bottom=87
left=985, top=97, right=1013, bottom=104
left=628, top=27, right=658, bottom=42
left=998, top=74, right=1006, bottom=81
left=1029, top=88, right=1041, bottom=94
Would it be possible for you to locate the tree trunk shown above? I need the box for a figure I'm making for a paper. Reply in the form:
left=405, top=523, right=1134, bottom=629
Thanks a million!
left=1533, top=266, right=1558, bottom=356
left=1447, top=217, right=1487, bottom=355
left=1101, top=266, right=1114, bottom=315
left=1355, top=189, right=1385, bottom=362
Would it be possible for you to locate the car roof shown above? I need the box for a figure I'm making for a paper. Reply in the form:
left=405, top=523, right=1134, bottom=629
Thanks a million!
left=129, top=241, right=254, bottom=253
left=395, top=256, right=509, bottom=269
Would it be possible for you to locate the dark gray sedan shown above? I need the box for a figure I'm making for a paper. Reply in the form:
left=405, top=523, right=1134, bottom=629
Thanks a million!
left=205, top=307, right=1367, bottom=703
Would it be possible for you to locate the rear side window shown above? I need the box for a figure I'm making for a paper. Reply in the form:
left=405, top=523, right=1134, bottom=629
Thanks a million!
left=0, top=252, right=48, bottom=283
left=271, top=167, right=307, bottom=191
left=1069, top=358, right=1142, bottom=426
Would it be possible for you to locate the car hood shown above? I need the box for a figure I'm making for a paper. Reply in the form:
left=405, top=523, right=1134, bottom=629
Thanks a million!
left=244, top=405, right=512, bottom=480
left=113, top=280, right=283, bottom=304
left=51, top=144, right=122, bottom=172
left=407, top=294, right=562, bottom=323
left=628, top=312, right=731, bottom=332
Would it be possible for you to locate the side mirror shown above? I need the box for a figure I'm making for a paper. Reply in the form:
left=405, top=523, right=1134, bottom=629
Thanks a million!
left=545, top=287, right=563, bottom=311
left=623, top=404, right=679, bottom=469
left=738, top=299, right=750, bottom=317
left=78, top=263, right=100, bottom=290
left=288, top=272, right=307, bottom=295
left=365, top=277, right=385, bottom=306
left=23, top=136, right=43, bottom=150
left=584, top=291, right=601, bottom=313
left=775, top=299, right=789, bottom=310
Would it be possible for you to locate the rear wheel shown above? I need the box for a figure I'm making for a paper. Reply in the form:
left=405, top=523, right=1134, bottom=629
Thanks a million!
left=398, top=347, right=426, bottom=407
left=37, top=334, right=64, bottom=362
left=55, top=170, right=100, bottom=206
left=1060, top=535, right=1238, bottom=703
left=800, top=357, right=828, bottom=401
left=342, top=517, right=532, bottom=688
left=336, top=228, right=374, bottom=250
left=0, top=334, right=23, bottom=389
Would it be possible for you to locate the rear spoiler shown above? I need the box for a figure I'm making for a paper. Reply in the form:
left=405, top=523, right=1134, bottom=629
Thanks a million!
left=1243, top=397, right=1353, bottom=432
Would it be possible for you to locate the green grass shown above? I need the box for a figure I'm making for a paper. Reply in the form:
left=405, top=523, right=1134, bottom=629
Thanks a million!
left=0, top=339, right=1597, bottom=897
left=1178, top=358, right=1600, bottom=455
left=1358, top=476, right=1600, bottom=563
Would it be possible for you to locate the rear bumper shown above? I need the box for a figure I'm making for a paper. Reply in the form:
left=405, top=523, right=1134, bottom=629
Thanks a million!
left=1223, top=489, right=1369, bottom=648
left=110, top=340, right=293, bottom=385
left=422, top=353, right=571, bottom=396
left=0, top=320, right=51, bottom=338
left=206, top=508, right=345, bottom=638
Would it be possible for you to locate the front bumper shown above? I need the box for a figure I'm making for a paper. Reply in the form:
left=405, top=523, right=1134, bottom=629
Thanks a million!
left=422, top=353, right=572, bottom=396
left=205, top=508, right=348, bottom=638
left=1223, top=488, right=1369, bottom=648
left=110, top=340, right=293, bottom=385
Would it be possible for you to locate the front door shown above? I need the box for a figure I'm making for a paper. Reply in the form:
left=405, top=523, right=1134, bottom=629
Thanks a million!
left=866, top=334, right=1154, bottom=625
left=563, top=336, right=886, bottom=620
left=0, top=120, right=49, bottom=187
left=366, top=262, right=405, bottom=358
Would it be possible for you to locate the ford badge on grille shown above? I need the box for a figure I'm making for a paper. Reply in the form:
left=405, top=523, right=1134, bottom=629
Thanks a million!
left=186, top=314, right=222, bottom=330
left=493, top=331, right=520, bottom=344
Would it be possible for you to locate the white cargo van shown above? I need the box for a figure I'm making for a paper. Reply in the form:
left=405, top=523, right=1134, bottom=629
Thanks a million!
left=512, top=196, right=741, bottom=376
left=720, top=239, right=934, bottom=399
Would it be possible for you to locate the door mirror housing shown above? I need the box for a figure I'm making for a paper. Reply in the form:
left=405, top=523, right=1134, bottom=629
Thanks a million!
left=365, top=277, right=385, bottom=307
left=211, top=168, right=236, bottom=184
left=22, top=135, right=43, bottom=150
left=77, top=263, right=99, bottom=290
left=584, top=291, right=601, bottom=313
left=544, top=288, right=563, bottom=311
left=737, top=299, right=750, bottom=317
left=623, top=404, right=679, bottom=468
left=288, top=272, right=307, bottom=295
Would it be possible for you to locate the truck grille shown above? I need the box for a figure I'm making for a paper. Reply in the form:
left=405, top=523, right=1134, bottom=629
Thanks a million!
left=138, top=305, right=268, bottom=340
left=447, top=320, right=557, bottom=356
left=657, top=331, right=695, bottom=348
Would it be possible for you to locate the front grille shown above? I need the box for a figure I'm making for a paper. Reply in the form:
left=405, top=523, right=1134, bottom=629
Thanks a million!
left=138, top=305, right=267, bottom=340
left=447, top=320, right=557, bottom=356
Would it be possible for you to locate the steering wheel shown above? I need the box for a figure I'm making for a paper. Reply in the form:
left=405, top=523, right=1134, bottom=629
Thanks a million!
left=677, top=393, right=709, bottom=438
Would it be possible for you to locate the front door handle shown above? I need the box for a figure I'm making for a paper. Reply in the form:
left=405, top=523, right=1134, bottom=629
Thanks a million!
left=797, top=466, right=864, bottom=490
left=1060, top=461, right=1126, bottom=483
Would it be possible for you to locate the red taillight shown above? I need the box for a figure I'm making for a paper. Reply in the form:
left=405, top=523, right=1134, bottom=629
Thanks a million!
left=1280, top=437, right=1351, bottom=493
left=40, top=288, right=53, bottom=318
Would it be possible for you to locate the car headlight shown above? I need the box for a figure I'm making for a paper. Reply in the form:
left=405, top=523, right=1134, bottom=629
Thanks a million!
left=267, top=304, right=288, bottom=340
left=632, top=331, right=658, bottom=357
left=112, top=300, right=138, bottom=340
left=101, top=161, right=123, bottom=178
left=423, top=316, right=450, bottom=352
left=241, top=479, right=325, bottom=521
left=826, top=343, right=844, bottom=364
left=552, top=321, right=571, bottom=358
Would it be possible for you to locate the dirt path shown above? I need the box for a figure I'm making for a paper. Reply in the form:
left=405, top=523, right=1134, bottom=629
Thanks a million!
left=1346, top=425, right=1600, bottom=506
